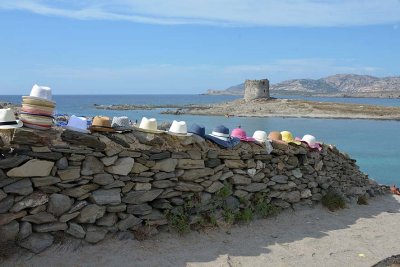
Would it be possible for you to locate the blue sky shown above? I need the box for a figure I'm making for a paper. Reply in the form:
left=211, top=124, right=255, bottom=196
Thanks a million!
left=0, top=0, right=399, bottom=95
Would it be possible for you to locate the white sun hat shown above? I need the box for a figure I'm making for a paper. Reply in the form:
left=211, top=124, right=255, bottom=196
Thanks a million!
left=0, top=108, right=23, bottom=129
left=252, top=130, right=273, bottom=154
left=135, top=117, right=165, bottom=133
left=22, top=84, right=55, bottom=104
left=63, top=115, right=90, bottom=133
left=301, top=134, right=322, bottom=151
left=168, top=120, right=192, bottom=136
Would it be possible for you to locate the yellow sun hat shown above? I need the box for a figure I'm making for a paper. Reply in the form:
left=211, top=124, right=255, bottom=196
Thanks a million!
left=280, top=131, right=301, bottom=145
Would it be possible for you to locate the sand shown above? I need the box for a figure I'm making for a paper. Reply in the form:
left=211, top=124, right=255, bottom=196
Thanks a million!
left=3, top=194, right=400, bottom=267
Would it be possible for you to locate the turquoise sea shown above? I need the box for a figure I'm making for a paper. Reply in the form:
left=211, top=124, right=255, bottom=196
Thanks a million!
left=1, top=94, right=399, bottom=186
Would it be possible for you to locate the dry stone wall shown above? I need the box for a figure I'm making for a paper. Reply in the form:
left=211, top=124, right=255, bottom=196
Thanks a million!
left=0, top=127, right=384, bottom=253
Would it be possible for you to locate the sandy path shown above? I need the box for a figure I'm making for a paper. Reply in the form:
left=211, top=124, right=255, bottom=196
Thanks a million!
left=3, top=195, right=400, bottom=267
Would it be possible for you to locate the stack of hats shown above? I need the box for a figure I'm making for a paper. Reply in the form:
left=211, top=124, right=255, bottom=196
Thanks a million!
left=20, top=84, right=55, bottom=130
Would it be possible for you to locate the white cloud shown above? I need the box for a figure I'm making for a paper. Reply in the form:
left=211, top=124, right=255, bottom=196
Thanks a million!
left=1, top=0, right=400, bottom=27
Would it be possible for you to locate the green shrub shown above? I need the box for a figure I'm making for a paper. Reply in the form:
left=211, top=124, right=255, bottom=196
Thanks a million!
left=216, top=183, right=232, bottom=199
left=357, top=195, right=368, bottom=205
left=222, top=209, right=235, bottom=224
left=254, top=201, right=281, bottom=218
left=235, top=207, right=254, bottom=223
left=166, top=212, right=190, bottom=235
left=321, top=191, right=346, bottom=211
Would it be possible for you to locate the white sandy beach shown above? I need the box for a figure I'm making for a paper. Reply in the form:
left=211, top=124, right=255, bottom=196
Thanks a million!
left=3, top=194, right=399, bottom=267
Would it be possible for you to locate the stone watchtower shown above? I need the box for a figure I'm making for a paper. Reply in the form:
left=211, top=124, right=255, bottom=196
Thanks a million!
left=244, top=79, right=270, bottom=102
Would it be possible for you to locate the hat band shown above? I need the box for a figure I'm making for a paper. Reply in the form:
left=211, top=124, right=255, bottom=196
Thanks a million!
left=211, top=131, right=230, bottom=138
left=0, top=121, right=18, bottom=126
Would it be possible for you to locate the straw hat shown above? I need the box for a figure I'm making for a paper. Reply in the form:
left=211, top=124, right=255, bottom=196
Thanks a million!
left=281, top=131, right=301, bottom=145
left=168, top=120, right=192, bottom=136
left=63, top=115, right=90, bottom=133
left=206, top=125, right=240, bottom=148
left=231, top=127, right=255, bottom=142
left=19, top=113, right=53, bottom=126
left=21, top=104, right=54, bottom=116
left=134, top=117, right=165, bottom=133
left=111, top=116, right=132, bottom=131
left=89, top=116, right=116, bottom=132
left=0, top=108, right=23, bottom=129
left=22, top=84, right=55, bottom=104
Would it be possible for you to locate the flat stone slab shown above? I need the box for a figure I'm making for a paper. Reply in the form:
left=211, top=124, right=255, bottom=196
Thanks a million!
left=7, top=159, right=54, bottom=177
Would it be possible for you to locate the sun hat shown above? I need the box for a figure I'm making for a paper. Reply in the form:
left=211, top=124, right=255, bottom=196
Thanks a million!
left=134, top=117, right=165, bottom=133
left=168, top=120, right=192, bottom=136
left=281, top=131, right=301, bottom=145
left=22, top=97, right=55, bottom=108
left=231, top=127, right=255, bottom=142
left=206, top=125, right=240, bottom=148
left=268, top=131, right=282, bottom=141
left=0, top=108, right=23, bottom=129
left=22, top=84, right=55, bottom=104
left=111, top=116, right=132, bottom=131
left=20, top=121, right=52, bottom=130
left=188, top=124, right=206, bottom=138
left=19, top=113, right=53, bottom=126
left=252, top=130, right=273, bottom=154
left=300, top=134, right=322, bottom=151
left=89, top=116, right=116, bottom=133
left=63, top=115, right=90, bottom=133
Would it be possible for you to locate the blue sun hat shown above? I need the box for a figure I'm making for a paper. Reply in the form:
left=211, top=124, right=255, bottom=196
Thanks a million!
left=206, top=125, right=240, bottom=148
left=188, top=124, right=206, bottom=138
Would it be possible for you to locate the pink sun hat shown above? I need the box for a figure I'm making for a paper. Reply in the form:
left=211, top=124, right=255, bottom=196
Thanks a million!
left=231, top=127, right=256, bottom=142
left=298, top=134, right=322, bottom=151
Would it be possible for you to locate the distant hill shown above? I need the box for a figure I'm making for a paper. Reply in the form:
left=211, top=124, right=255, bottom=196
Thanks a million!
left=204, top=74, right=400, bottom=98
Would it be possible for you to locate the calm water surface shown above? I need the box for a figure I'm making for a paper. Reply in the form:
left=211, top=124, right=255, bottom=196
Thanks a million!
left=1, top=94, right=399, bottom=185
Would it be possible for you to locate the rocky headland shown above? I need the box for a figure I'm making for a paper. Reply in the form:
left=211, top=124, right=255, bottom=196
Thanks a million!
left=205, top=74, right=400, bottom=98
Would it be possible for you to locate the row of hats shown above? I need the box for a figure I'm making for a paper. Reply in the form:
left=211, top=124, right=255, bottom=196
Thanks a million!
left=19, top=84, right=56, bottom=130
left=62, top=115, right=321, bottom=150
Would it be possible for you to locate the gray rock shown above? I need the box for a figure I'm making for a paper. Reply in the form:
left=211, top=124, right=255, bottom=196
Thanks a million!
left=0, top=195, right=14, bottom=213
left=127, top=204, right=152, bottom=215
left=24, top=152, right=63, bottom=161
left=85, top=226, right=108, bottom=243
left=22, top=212, right=56, bottom=224
left=220, top=171, right=234, bottom=181
left=11, top=191, right=49, bottom=212
left=224, top=196, right=240, bottom=211
left=301, top=189, right=312, bottom=198
left=107, top=204, right=127, bottom=213
left=271, top=175, right=288, bottom=184
left=122, top=189, right=163, bottom=204
left=7, top=159, right=54, bottom=177
left=61, top=130, right=106, bottom=150
left=154, top=172, right=175, bottom=180
left=180, top=168, right=214, bottom=181
left=18, top=221, right=32, bottom=240
left=91, top=189, right=121, bottom=205
left=175, top=182, right=204, bottom=192
left=140, top=209, right=165, bottom=221
left=230, top=175, right=252, bottom=185
left=152, top=199, right=173, bottom=209
left=187, top=150, right=202, bottom=160
left=3, top=178, right=33, bottom=195
left=18, top=233, right=54, bottom=253
left=31, top=176, right=61, bottom=187
left=284, top=191, right=301, bottom=203
left=206, top=181, right=224, bottom=193
left=243, top=183, right=267, bottom=192
left=292, top=168, right=303, bottom=178
left=152, top=158, right=178, bottom=172
left=33, top=222, right=68, bottom=232
left=117, top=215, right=142, bottom=231
left=271, top=199, right=291, bottom=209
left=96, top=213, right=118, bottom=226
left=59, top=212, right=80, bottom=222
left=62, top=184, right=99, bottom=198
left=0, top=189, right=6, bottom=201
left=81, top=156, right=104, bottom=176
left=66, top=223, right=86, bottom=239
left=0, top=211, right=26, bottom=226
left=177, top=159, right=205, bottom=169
left=55, top=157, right=68, bottom=170
left=224, top=160, right=247, bottom=168
left=149, top=151, right=171, bottom=160
left=0, top=155, right=30, bottom=169
left=57, top=167, right=81, bottom=181
left=76, top=204, right=106, bottom=223
left=100, top=155, right=118, bottom=166
left=152, top=180, right=176, bottom=189
left=68, top=200, right=88, bottom=213
left=105, top=157, right=135, bottom=175
left=93, top=173, right=114, bottom=185
left=0, top=220, right=19, bottom=241
left=47, top=194, right=72, bottom=216
left=130, top=162, right=149, bottom=174
left=104, top=180, right=125, bottom=189
left=134, top=183, right=151, bottom=191
left=205, top=158, right=221, bottom=168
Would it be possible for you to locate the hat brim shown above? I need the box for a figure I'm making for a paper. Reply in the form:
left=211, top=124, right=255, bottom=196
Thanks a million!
left=63, top=126, right=90, bottom=134
left=167, top=131, right=193, bottom=137
left=287, top=140, right=302, bottom=145
left=206, top=135, right=240, bottom=148
left=22, top=104, right=54, bottom=114
left=0, top=120, right=23, bottom=129
left=133, top=126, right=165, bottom=134
left=89, top=126, right=116, bottom=133
left=301, top=141, right=322, bottom=150
left=22, top=121, right=52, bottom=130
left=22, top=96, right=55, bottom=104
left=239, top=137, right=256, bottom=142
